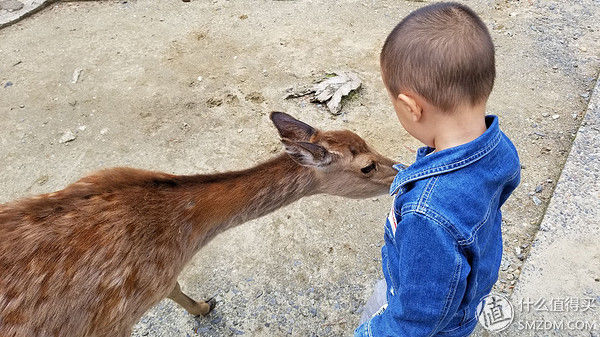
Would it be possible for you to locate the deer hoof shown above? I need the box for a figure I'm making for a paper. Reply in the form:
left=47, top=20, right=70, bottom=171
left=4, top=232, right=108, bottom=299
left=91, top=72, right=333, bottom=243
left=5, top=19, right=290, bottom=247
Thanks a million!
left=202, top=297, right=217, bottom=316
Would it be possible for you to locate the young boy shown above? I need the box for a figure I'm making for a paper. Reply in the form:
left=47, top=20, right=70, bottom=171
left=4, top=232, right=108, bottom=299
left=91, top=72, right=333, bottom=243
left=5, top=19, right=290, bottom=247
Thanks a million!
left=355, top=2, right=520, bottom=336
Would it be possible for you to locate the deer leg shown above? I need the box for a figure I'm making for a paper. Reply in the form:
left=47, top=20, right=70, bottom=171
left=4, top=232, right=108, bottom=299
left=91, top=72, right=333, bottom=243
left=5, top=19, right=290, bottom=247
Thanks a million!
left=167, top=282, right=216, bottom=316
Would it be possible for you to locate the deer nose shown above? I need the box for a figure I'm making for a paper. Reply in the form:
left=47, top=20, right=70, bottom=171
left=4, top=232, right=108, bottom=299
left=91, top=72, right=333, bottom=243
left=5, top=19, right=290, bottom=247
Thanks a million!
left=384, top=175, right=396, bottom=184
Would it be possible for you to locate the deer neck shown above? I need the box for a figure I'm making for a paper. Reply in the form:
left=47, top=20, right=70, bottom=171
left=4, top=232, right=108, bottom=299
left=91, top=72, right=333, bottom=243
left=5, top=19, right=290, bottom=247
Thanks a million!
left=182, top=153, right=317, bottom=247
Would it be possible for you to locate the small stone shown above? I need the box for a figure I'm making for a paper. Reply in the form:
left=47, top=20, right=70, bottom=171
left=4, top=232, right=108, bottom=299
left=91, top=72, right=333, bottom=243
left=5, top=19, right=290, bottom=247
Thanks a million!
left=34, top=175, right=49, bottom=186
left=77, top=125, right=87, bottom=132
left=71, top=68, right=83, bottom=84
left=229, top=327, right=244, bottom=335
left=4, top=81, right=13, bottom=88
left=237, top=128, right=243, bottom=133
left=580, top=92, right=589, bottom=99
left=100, top=128, right=109, bottom=135
left=507, top=273, right=515, bottom=281
left=515, top=247, right=522, bottom=255
left=19, top=104, right=24, bottom=108
left=534, top=185, right=543, bottom=193
left=197, top=76, right=203, bottom=82
left=58, top=130, right=76, bottom=144
left=551, top=114, right=560, bottom=120
left=532, top=196, right=542, bottom=206
left=0, top=0, right=24, bottom=11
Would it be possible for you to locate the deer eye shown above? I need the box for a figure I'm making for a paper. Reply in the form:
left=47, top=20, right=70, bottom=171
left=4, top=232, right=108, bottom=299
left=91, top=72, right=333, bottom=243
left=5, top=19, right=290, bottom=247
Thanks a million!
left=361, top=162, right=377, bottom=174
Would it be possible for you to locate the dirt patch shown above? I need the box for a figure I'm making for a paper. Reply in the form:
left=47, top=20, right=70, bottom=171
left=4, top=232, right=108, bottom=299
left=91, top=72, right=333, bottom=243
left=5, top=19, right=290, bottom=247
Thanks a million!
left=245, top=91, right=265, bottom=104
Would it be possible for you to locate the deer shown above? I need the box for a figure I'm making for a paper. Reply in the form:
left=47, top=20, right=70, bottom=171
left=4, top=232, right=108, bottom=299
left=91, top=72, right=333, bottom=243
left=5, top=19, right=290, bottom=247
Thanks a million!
left=0, top=112, right=399, bottom=337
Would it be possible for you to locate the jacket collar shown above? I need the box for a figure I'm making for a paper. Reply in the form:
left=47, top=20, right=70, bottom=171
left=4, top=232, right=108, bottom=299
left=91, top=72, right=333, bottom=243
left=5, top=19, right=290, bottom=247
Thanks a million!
left=390, top=115, right=503, bottom=195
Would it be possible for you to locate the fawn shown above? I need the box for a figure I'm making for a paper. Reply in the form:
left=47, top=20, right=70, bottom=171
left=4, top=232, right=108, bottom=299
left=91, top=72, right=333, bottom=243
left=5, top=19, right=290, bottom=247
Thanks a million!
left=0, top=112, right=398, bottom=337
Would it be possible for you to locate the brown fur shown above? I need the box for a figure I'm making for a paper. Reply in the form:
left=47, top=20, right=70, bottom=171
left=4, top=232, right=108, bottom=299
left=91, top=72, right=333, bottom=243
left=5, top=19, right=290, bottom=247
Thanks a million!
left=0, top=113, right=397, bottom=337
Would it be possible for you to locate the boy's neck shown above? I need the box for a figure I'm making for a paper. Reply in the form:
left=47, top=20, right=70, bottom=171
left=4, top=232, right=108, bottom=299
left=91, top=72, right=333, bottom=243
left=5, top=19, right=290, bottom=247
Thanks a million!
left=430, top=103, right=487, bottom=152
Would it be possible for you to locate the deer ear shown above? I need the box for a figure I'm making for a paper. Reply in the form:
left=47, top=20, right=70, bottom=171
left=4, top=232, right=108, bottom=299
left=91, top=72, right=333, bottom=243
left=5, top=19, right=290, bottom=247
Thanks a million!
left=270, top=111, right=315, bottom=142
left=281, top=139, right=333, bottom=167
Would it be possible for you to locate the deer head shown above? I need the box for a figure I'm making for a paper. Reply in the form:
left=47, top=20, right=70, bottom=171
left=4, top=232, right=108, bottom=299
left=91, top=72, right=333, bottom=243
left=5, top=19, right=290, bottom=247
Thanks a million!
left=270, top=111, right=399, bottom=199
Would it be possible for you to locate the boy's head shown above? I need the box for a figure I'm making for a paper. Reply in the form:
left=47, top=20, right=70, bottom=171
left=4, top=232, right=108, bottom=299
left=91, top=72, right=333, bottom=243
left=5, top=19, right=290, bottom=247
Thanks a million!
left=381, top=2, right=495, bottom=147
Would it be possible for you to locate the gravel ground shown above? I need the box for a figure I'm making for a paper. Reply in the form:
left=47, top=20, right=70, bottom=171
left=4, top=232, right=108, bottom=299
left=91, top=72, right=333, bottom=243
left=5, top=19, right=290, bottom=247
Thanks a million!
left=0, top=0, right=598, bottom=336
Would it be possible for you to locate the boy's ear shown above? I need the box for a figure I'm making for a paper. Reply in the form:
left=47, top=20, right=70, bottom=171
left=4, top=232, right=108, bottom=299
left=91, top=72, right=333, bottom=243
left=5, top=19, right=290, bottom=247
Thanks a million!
left=270, top=111, right=315, bottom=142
left=397, top=93, right=422, bottom=122
left=281, top=139, right=333, bottom=167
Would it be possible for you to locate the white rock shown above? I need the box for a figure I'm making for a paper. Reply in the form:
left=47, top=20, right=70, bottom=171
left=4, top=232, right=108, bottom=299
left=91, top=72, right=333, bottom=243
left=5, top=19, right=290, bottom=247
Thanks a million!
left=59, top=130, right=76, bottom=144
left=0, top=0, right=24, bottom=11
left=71, top=68, right=83, bottom=84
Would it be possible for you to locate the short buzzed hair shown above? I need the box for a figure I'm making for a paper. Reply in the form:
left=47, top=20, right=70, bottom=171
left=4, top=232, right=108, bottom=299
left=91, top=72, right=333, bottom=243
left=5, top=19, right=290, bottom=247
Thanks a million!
left=380, top=2, right=495, bottom=112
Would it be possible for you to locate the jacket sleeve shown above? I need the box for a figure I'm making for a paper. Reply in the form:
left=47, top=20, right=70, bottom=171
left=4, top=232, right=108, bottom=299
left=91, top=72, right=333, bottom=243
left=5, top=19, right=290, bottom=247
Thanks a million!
left=355, top=212, right=468, bottom=337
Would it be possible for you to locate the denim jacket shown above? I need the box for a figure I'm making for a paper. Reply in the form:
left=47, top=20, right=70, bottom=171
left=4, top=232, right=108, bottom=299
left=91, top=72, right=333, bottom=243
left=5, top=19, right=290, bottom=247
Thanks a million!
left=355, top=115, right=520, bottom=337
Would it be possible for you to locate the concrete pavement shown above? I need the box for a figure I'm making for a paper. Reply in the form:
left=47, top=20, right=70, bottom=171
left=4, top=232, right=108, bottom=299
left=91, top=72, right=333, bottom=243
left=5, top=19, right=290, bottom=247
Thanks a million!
left=474, top=75, right=600, bottom=336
